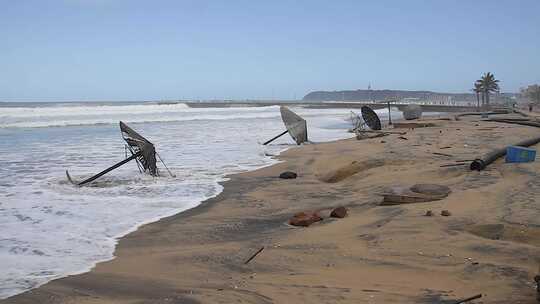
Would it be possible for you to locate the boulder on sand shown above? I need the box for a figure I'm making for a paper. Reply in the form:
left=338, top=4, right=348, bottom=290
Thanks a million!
left=289, top=211, right=322, bottom=227
left=330, top=207, right=348, bottom=218
left=279, top=171, right=298, bottom=179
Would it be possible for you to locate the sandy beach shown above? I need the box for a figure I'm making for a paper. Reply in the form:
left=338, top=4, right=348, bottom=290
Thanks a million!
left=4, top=113, right=540, bottom=304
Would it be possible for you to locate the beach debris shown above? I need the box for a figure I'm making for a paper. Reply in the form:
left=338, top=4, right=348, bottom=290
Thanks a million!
left=452, top=293, right=482, bottom=304
left=66, top=121, right=174, bottom=186
left=361, top=106, right=382, bottom=130
left=263, top=106, right=308, bottom=145
left=356, top=132, right=388, bottom=140
left=454, top=110, right=510, bottom=120
left=486, top=118, right=540, bottom=128
left=425, top=210, right=434, bottom=216
left=279, top=171, right=298, bottom=179
left=398, top=136, right=408, bottom=140
left=380, top=184, right=451, bottom=205
left=441, top=210, right=452, bottom=216
left=244, top=246, right=265, bottom=264
left=393, top=122, right=436, bottom=128
left=470, top=135, right=540, bottom=170
left=289, top=211, right=322, bottom=227
left=402, top=104, right=423, bottom=120
left=330, top=206, right=348, bottom=218
left=440, top=163, right=467, bottom=168
left=505, top=146, right=536, bottom=163
left=440, top=146, right=452, bottom=149
left=351, top=106, right=383, bottom=132
left=433, top=152, right=453, bottom=157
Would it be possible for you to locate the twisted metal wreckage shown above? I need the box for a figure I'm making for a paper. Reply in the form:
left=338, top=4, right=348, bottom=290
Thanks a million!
left=66, top=121, right=173, bottom=186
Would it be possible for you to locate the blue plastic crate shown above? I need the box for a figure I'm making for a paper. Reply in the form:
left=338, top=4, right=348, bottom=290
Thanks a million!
left=505, top=146, right=536, bottom=163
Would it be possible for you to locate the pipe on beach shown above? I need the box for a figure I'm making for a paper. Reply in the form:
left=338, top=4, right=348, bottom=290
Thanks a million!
left=470, top=136, right=540, bottom=171
left=485, top=119, right=540, bottom=128
left=454, top=110, right=510, bottom=121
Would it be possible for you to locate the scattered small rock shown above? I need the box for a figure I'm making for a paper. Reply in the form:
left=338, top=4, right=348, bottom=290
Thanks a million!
left=279, top=171, right=297, bottom=179
left=425, top=210, right=433, bottom=217
left=441, top=210, right=452, bottom=216
left=330, top=206, right=348, bottom=218
left=380, top=140, right=386, bottom=143
left=289, top=211, right=322, bottom=227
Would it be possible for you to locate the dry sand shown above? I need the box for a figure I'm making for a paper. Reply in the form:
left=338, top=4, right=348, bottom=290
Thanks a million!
left=4, top=114, right=540, bottom=304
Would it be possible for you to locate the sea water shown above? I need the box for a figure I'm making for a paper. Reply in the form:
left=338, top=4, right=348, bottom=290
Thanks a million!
left=0, top=102, right=400, bottom=298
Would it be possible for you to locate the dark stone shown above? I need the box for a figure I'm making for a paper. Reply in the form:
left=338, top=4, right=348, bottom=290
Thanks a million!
left=425, top=210, right=433, bottom=216
left=289, top=211, right=322, bottom=227
left=279, top=171, right=298, bottom=179
left=441, top=210, right=452, bottom=216
left=330, top=206, right=348, bottom=218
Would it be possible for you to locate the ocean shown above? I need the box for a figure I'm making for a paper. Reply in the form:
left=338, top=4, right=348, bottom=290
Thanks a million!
left=0, top=101, right=399, bottom=298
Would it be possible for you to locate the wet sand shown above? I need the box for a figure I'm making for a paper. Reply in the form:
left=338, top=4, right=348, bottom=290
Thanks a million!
left=4, top=114, right=540, bottom=303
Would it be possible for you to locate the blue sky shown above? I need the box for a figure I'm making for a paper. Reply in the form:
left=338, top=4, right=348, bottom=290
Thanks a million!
left=1, top=0, right=539, bottom=101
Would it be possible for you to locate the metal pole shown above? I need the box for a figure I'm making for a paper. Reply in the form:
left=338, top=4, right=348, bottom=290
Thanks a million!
left=387, top=101, right=392, bottom=125
left=263, top=130, right=288, bottom=145
left=76, top=152, right=141, bottom=186
left=156, top=152, right=176, bottom=178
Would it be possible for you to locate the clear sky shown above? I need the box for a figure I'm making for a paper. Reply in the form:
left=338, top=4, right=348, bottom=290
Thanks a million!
left=1, top=0, right=539, bottom=101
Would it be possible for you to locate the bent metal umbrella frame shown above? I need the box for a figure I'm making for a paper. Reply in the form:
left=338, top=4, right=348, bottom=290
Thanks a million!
left=263, top=106, right=308, bottom=145
left=66, top=121, right=173, bottom=186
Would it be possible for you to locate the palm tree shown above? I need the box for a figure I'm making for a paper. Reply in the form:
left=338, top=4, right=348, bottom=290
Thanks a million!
left=473, top=81, right=483, bottom=109
left=476, top=72, right=500, bottom=107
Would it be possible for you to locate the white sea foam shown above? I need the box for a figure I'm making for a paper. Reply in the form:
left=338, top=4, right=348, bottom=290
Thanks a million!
left=0, top=103, right=399, bottom=299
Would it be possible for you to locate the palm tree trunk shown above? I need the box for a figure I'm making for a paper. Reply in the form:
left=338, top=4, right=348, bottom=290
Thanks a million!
left=476, top=92, right=480, bottom=109
left=481, top=92, right=485, bottom=107
left=485, top=89, right=490, bottom=107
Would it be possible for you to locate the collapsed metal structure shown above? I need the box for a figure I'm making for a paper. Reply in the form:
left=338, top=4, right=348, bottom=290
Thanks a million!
left=66, top=121, right=172, bottom=186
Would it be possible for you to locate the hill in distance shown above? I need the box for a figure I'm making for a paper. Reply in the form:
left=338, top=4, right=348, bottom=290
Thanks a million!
left=303, top=89, right=479, bottom=102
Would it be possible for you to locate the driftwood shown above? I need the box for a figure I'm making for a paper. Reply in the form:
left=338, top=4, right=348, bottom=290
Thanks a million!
left=244, top=246, right=265, bottom=264
left=393, top=122, right=436, bottom=128
left=440, top=163, right=467, bottom=168
left=433, top=152, right=453, bottom=157
left=452, top=293, right=482, bottom=304
left=357, top=130, right=407, bottom=135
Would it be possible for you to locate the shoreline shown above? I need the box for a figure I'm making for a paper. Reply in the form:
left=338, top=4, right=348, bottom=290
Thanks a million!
left=0, top=143, right=285, bottom=300
left=4, top=114, right=540, bottom=303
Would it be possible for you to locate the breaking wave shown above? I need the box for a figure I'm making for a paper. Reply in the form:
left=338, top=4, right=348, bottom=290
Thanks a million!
left=0, top=103, right=285, bottom=128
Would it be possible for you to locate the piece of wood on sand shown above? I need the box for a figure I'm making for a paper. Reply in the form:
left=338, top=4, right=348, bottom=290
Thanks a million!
left=452, top=293, right=482, bottom=304
left=433, top=152, right=453, bottom=157
left=440, top=163, right=467, bottom=168
left=244, top=246, right=265, bottom=264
